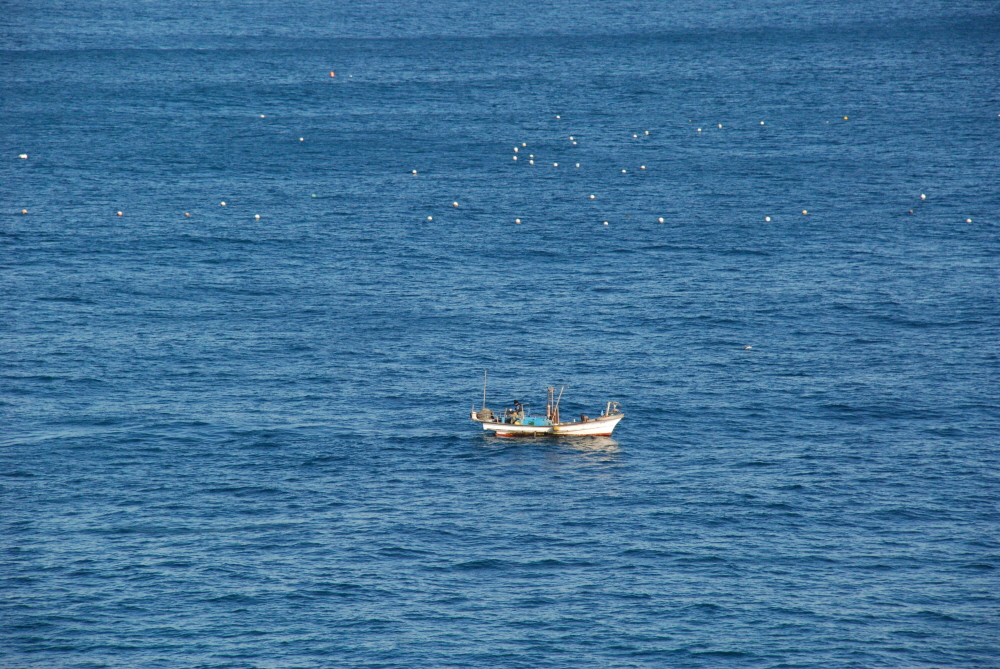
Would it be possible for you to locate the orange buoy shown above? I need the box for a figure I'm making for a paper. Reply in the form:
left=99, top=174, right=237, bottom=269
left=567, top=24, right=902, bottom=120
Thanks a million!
left=330, top=71, right=335, bottom=77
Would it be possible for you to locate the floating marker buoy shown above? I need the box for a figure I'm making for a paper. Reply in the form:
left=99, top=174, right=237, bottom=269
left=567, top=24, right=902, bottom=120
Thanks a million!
left=569, top=136, right=574, bottom=140
left=658, top=217, right=664, bottom=223
left=603, top=221, right=609, bottom=225
left=920, top=194, right=926, bottom=200
left=529, top=155, right=533, bottom=158
left=697, top=128, right=702, bottom=132
left=760, top=121, right=765, bottom=125
left=640, top=165, right=645, bottom=169
left=300, top=137, right=304, bottom=141
left=967, top=218, right=972, bottom=223
left=512, top=156, right=517, bottom=160
left=553, top=163, right=558, bottom=167
left=802, top=210, right=808, bottom=215
left=515, top=218, right=521, bottom=224
left=452, top=202, right=458, bottom=207
left=744, top=345, right=752, bottom=350
left=843, top=116, right=848, bottom=120
left=645, top=130, right=649, bottom=135
left=185, top=213, right=190, bottom=217
left=330, top=71, right=335, bottom=77
left=522, top=143, right=526, bottom=147
left=254, top=214, right=260, bottom=220
left=765, top=216, right=771, bottom=222
left=513, top=147, right=518, bottom=153
left=622, top=169, right=626, bottom=173
left=427, top=216, right=433, bottom=221
left=556, top=115, right=560, bottom=119
left=590, top=194, right=595, bottom=199
left=529, top=160, right=533, bottom=164
left=412, top=170, right=418, bottom=174
left=260, top=115, right=265, bottom=118
left=220, top=202, right=226, bottom=206
left=19, top=154, right=27, bottom=159
left=117, top=211, right=123, bottom=216
left=21, top=209, right=28, bottom=214
left=575, top=163, right=580, bottom=167
left=633, top=134, right=638, bottom=138
left=572, top=141, right=577, bottom=145
left=909, top=210, right=914, bottom=214
left=718, top=124, right=722, bottom=128
left=311, top=194, right=317, bottom=198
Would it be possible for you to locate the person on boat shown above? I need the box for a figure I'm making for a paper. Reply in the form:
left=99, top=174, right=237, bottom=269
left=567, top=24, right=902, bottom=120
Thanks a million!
left=512, top=401, right=524, bottom=421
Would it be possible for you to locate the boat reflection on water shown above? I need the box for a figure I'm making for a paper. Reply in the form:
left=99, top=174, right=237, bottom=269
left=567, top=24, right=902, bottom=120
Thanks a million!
left=480, top=434, right=621, bottom=464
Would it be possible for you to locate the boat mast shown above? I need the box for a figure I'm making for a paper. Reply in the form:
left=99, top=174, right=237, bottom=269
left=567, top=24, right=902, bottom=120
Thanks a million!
left=482, top=370, right=488, bottom=410
left=554, top=385, right=565, bottom=424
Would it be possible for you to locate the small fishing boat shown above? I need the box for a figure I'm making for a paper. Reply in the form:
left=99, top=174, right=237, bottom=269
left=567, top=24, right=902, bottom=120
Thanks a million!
left=470, top=373, right=624, bottom=437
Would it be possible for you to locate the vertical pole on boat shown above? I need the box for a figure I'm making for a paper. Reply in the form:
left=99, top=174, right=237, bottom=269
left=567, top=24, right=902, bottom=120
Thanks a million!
left=482, top=370, right=488, bottom=410
left=554, top=385, right=564, bottom=424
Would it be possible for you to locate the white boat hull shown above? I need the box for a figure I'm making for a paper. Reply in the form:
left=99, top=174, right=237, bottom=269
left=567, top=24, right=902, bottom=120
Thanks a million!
left=479, top=413, right=623, bottom=437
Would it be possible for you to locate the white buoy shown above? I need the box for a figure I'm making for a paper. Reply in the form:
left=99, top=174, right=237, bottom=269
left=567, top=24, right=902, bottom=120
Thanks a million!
left=427, top=216, right=433, bottom=221
left=760, top=121, right=765, bottom=125
left=633, top=134, right=638, bottom=138
left=572, top=142, right=577, bottom=145
left=967, top=218, right=972, bottom=223
left=645, top=130, right=649, bottom=135
left=522, top=143, right=526, bottom=147
left=802, top=210, right=808, bottom=215
left=718, top=124, right=722, bottom=129
left=453, top=202, right=458, bottom=207
left=920, top=194, right=926, bottom=200
left=311, top=194, right=317, bottom=198
left=412, top=170, right=418, bottom=174
left=575, top=163, right=580, bottom=167
left=603, top=221, right=609, bottom=225
left=765, top=216, right=771, bottom=222
left=19, top=154, right=27, bottom=159
left=622, top=169, right=626, bottom=173
left=529, top=160, right=533, bottom=164
left=590, top=194, right=595, bottom=199
left=117, top=211, right=123, bottom=216
left=556, top=115, right=561, bottom=119
left=569, top=136, right=574, bottom=140
left=658, top=217, right=664, bottom=223
left=221, top=202, right=226, bottom=206
left=512, top=156, right=517, bottom=160
left=185, top=213, right=190, bottom=217
left=254, top=214, right=260, bottom=220
left=513, top=147, right=518, bottom=153
left=21, top=209, right=28, bottom=214
left=697, top=128, right=702, bottom=132
left=529, top=155, right=534, bottom=158
left=515, top=218, right=521, bottom=224
left=640, top=165, right=646, bottom=170
left=744, top=345, right=752, bottom=350
left=300, top=138, right=304, bottom=141
left=260, top=115, right=265, bottom=118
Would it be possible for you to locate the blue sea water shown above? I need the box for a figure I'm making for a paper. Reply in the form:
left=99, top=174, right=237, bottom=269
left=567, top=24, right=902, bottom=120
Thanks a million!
left=3, top=1, right=1000, bottom=666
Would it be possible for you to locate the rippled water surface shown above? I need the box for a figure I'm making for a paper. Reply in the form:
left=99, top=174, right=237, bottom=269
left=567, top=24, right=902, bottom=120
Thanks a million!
left=3, top=1, right=999, bottom=667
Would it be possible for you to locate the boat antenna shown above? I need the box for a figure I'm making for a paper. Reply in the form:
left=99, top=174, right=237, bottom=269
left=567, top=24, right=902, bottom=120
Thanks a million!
left=555, top=385, right=565, bottom=411
left=482, top=370, right=488, bottom=410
